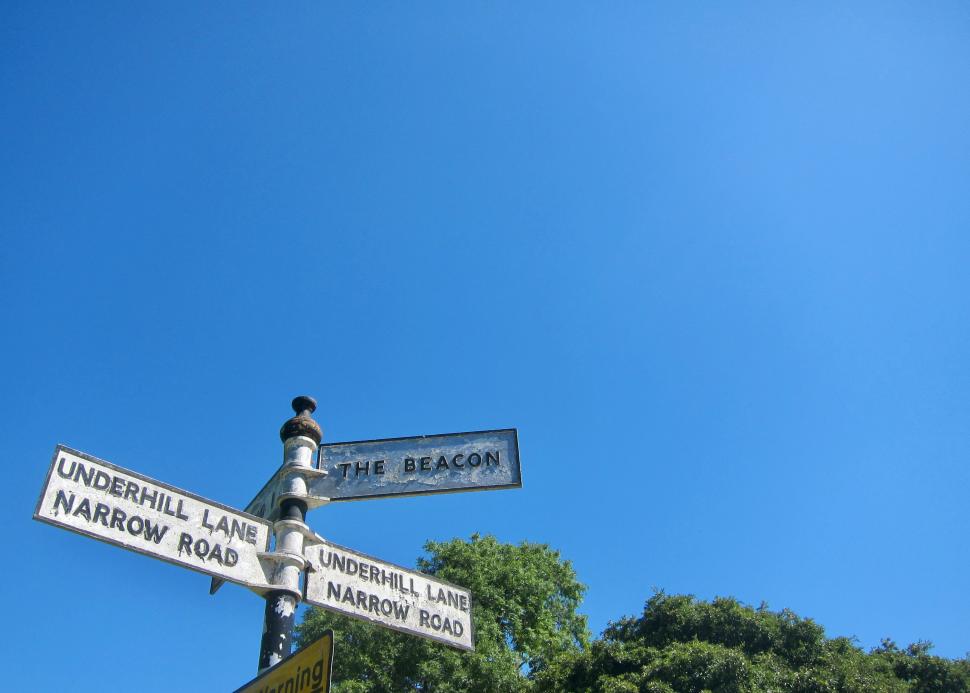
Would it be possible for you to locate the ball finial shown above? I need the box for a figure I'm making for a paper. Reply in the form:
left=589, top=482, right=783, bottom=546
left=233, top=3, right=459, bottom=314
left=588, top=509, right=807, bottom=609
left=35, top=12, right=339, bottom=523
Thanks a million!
left=280, top=395, right=322, bottom=444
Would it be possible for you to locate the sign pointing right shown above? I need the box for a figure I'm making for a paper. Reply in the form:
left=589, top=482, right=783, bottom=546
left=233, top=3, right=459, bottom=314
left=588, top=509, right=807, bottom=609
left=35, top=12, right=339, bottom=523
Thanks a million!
left=303, top=535, right=474, bottom=650
left=314, top=428, right=520, bottom=502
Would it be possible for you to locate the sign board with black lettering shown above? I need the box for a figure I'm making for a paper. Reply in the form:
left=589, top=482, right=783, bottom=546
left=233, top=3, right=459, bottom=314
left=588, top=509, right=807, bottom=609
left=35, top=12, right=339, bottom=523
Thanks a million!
left=34, top=445, right=274, bottom=591
left=312, top=428, right=520, bottom=502
left=229, top=429, right=520, bottom=522
left=303, top=535, right=474, bottom=650
left=234, top=630, right=333, bottom=693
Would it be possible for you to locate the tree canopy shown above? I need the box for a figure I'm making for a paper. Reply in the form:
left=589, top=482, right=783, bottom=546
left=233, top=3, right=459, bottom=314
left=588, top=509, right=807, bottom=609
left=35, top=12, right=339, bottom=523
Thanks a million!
left=533, top=593, right=970, bottom=693
left=297, top=537, right=969, bottom=692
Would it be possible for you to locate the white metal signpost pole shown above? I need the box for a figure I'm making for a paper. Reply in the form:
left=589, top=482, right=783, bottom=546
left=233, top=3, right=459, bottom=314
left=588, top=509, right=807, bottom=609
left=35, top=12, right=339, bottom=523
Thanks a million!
left=257, top=396, right=327, bottom=672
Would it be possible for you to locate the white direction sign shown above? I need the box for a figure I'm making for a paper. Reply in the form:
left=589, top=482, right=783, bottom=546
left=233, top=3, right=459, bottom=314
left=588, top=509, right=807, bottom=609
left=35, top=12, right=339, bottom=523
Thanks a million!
left=241, top=429, right=521, bottom=525
left=313, top=429, right=520, bottom=502
left=304, top=536, right=474, bottom=650
left=34, top=445, right=274, bottom=591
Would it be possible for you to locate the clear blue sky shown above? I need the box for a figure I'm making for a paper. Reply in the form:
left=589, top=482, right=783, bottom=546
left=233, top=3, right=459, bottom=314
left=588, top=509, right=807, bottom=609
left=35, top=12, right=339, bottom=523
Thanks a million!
left=4, top=2, right=969, bottom=690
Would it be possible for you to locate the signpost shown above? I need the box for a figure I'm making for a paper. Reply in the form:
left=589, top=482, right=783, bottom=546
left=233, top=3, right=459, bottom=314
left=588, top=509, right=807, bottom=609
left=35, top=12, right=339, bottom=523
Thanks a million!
left=303, top=535, right=474, bottom=650
left=33, top=396, right=522, bottom=685
left=234, top=631, right=333, bottom=693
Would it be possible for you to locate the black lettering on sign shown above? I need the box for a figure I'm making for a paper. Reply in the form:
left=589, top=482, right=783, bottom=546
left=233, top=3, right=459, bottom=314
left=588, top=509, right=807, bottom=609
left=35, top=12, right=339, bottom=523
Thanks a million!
left=73, top=498, right=92, bottom=521
left=93, top=471, right=111, bottom=492
left=50, top=488, right=171, bottom=544
left=486, top=450, right=500, bottom=466
left=194, top=538, right=210, bottom=559
left=436, top=456, right=449, bottom=470
left=52, top=489, right=74, bottom=516
left=468, top=453, right=482, bottom=467
left=178, top=532, right=193, bottom=556
left=420, top=457, right=432, bottom=471
left=330, top=552, right=345, bottom=572
left=181, top=537, right=232, bottom=565
left=452, top=454, right=464, bottom=468
left=216, top=515, right=232, bottom=535
left=92, top=502, right=110, bottom=527
left=140, top=487, right=159, bottom=510
left=56, top=457, right=75, bottom=480
left=338, top=463, right=351, bottom=478
left=78, top=463, right=96, bottom=486
left=374, top=460, right=385, bottom=474
left=143, top=520, right=167, bottom=544
left=126, top=515, right=143, bottom=535
left=404, top=457, right=416, bottom=472
left=230, top=519, right=247, bottom=542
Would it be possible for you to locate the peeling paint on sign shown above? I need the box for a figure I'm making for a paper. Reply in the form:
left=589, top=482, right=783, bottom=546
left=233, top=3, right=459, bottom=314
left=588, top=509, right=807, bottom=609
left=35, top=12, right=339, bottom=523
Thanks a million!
left=303, top=536, right=475, bottom=650
left=34, top=445, right=275, bottom=591
left=313, top=429, right=520, bottom=502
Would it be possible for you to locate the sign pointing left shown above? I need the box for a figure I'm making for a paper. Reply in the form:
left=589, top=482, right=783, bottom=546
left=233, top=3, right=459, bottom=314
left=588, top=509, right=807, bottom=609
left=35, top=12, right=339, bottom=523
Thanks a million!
left=34, top=445, right=275, bottom=592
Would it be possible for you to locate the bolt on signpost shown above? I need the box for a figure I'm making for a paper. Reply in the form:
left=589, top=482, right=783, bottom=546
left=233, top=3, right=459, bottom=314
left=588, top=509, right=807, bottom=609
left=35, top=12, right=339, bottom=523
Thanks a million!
left=33, top=395, right=522, bottom=686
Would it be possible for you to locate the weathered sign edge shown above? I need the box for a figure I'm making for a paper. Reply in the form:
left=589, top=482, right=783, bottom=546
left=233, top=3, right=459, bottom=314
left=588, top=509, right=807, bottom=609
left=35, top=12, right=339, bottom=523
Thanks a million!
left=318, top=427, right=518, bottom=450
left=34, top=444, right=275, bottom=591
left=232, top=629, right=334, bottom=693
left=326, top=479, right=522, bottom=503
left=302, top=534, right=476, bottom=652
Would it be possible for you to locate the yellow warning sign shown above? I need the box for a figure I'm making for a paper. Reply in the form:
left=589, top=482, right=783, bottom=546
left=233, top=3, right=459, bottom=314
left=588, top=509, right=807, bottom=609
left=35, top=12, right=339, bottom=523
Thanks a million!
left=234, top=631, right=333, bottom=693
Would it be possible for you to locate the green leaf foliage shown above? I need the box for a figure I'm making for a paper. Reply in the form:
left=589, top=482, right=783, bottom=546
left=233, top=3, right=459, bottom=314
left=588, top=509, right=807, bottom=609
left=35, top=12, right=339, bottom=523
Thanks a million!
left=295, top=534, right=589, bottom=692
left=533, top=592, right=970, bottom=693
